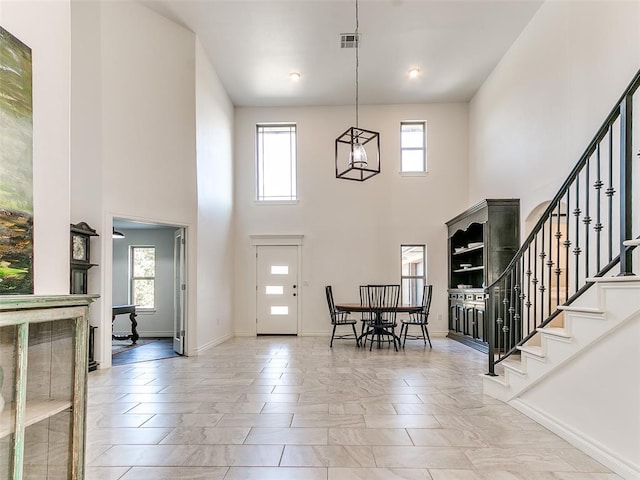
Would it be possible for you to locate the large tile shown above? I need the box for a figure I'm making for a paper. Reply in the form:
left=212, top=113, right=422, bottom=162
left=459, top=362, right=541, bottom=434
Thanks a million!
left=216, top=413, right=293, bottom=428
left=160, top=427, right=250, bottom=444
left=364, top=414, right=441, bottom=429
left=292, top=413, right=366, bottom=428
left=372, top=446, right=474, bottom=469
left=119, top=466, right=228, bottom=479
left=328, top=428, right=413, bottom=446
left=88, top=427, right=173, bottom=445
left=224, top=466, right=327, bottom=479
left=244, top=427, right=327, bottom=445
left=328, top=467, right=433, bottom=480
left=84, top=466, right=130, bottom=480
left=281, top=445, right=376, bottom=467
left=464, top=447, right=577, bottom=471
left=89, top=444, right=284, bottom=467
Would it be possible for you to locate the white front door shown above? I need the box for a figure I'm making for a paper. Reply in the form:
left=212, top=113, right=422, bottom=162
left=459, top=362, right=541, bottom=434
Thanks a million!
left=256, top=245, right=299, bottom=334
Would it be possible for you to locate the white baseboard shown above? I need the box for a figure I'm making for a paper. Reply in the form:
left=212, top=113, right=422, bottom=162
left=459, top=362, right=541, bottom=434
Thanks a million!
left=511, top=398, right=640, bottom=480
left=195, top=333, right=233, bottom=354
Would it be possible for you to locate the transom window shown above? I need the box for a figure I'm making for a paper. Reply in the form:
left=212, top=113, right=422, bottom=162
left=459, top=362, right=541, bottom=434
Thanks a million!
left=401, top=245, right=426, bottom=305
left=400, top=121, right=426, bottom=173
left=256, top=123, right=297, bottom=201
left=130, top=246, right=155, bottom=309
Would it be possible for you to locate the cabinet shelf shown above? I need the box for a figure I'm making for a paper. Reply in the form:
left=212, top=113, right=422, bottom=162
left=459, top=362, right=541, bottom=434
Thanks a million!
left=453, top=266, right=484, bottom=273
left=0, top=400, right=72, bottom=438
left=452, top=244, right=484, bottom=255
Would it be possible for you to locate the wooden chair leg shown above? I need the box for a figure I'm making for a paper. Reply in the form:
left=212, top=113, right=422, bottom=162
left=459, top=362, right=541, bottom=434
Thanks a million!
left=351, top=324, right=359, bottom=346
left=330, top=324, right=337, bottom=347
left=424, top=325, right=432, bottom=348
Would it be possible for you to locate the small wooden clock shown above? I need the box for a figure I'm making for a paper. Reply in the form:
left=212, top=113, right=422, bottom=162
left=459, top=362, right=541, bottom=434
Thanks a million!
left=70, top=222, right=98, bottom=294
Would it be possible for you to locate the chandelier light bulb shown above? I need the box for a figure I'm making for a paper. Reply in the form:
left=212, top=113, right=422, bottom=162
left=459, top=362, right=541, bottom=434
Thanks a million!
left=289, top=72, right=301, bottom=81
left=349, top=142, right=368, bottom=168
left=408, top=68, right=420, bottom=79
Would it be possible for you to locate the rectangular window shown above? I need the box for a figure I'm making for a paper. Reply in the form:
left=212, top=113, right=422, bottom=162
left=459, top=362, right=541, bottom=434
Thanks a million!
left=130, top=246, right=155, bottom=309
left=400, top=121, right=426, bottom=172
left=401, top=245, right=426, bottom=305
left=256, top=123, right=297, bottom=201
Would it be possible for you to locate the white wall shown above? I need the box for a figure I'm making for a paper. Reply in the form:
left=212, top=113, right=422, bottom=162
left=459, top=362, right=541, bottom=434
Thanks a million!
left=112, top=227, right=178, bottom=337
left=0, top=0, right=71, bottom=294
left=519, top=314, right=640, bottom=478
left=469, top=0, right=640, bottom=225
left=234, top=103, right=469, bottom=336
left=68, top=1, right=236, bottom=363
left=194, top=38, right=235, bottom=352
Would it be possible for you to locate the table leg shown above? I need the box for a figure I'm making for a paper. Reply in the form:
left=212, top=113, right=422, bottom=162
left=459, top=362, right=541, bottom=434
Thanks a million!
left=129, top=312, right=139, bottom=344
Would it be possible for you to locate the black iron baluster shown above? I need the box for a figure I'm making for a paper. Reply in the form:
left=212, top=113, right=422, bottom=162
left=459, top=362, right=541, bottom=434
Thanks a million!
left=508, top=270, right=515, bottom=346
left=539, top=227, right=546, bottom=328
left=607, top=124, right=615, bottom=263
left=564, top=189, right=571, bottom=301
left=532, top=236, right=538, bottom=329
left=502, top=279, right=509, bottom=353
left=574, top=176, right=582, bottom=293
left=594, top=142, right=603, bottom=271
left=555, top=202, right=562, bottom=305
left=584, top=156, right=592, bottom=279
left=526, top=247, right=532, bottom=335
left=514, top=266, right=521, bottom=344
left=547, top=216, right=554, bottom=315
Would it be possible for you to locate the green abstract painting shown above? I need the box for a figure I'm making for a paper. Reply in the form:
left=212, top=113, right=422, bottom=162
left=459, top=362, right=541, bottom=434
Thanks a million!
left=0, top=26, right=33, bottom=294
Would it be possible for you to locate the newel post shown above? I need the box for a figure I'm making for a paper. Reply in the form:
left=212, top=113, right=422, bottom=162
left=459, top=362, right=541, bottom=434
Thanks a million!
left=619, top=94, right=634, bottom=276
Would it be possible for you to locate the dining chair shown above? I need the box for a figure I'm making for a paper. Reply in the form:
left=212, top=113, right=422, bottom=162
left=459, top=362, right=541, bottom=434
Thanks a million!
left=326, top=285, right=359, bottom=347
left=364, top=284, right=400, bottom=351
left=359, top=285, right=375, bottom=347
left=400, top=284, right=433, bottom=348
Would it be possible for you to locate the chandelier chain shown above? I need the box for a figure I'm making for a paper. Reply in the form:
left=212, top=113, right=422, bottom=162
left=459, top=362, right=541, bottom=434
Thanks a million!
left=355, top=0, right=359, bottom=129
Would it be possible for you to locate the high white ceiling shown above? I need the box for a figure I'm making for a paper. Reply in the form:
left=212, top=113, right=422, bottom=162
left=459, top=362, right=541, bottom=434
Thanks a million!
left=141, top=0, right=543, bottom=107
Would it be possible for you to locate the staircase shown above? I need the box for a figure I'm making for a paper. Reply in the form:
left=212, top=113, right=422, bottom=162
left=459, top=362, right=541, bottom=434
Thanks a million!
left=481, top=68, right=640, bottom=480
left=484, top=276, right=640, bottom=402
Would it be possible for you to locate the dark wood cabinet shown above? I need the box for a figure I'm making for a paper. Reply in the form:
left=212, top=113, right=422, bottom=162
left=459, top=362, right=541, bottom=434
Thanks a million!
left=446, top=199, right=520, bottom=352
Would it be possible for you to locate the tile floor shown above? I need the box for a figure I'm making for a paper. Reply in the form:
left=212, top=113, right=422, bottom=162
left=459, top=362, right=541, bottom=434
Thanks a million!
left=86, top=336, right=621, bottom=480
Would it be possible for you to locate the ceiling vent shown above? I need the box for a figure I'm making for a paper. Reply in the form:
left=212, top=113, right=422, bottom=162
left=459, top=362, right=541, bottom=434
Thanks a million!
left=340, top=33, right=361, bottom=48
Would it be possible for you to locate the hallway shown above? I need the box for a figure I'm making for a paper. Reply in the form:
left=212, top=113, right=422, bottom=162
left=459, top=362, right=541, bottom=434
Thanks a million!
left=85, top=336, right=620, bottom=479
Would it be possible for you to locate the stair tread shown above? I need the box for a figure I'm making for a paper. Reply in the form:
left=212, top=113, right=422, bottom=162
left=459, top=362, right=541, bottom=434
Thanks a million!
left=558, top=305, right=604, bottom=313
left=585, top=276, right=640, bottom=284
left=538, top=326, right=570, bottom=338
left=517, top=345, right=545, bottom=357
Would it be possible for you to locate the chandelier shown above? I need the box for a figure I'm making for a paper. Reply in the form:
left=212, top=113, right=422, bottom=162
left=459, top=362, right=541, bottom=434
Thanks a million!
left=334, top=0, right=380, bottom=182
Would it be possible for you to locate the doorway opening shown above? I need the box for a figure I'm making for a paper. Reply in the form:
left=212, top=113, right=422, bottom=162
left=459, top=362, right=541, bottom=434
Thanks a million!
left=111, top=218, right=187, bottom=365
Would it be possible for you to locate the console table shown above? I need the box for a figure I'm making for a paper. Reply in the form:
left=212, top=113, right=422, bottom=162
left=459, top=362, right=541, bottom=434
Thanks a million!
left=112, top=304, right=139, bottom=343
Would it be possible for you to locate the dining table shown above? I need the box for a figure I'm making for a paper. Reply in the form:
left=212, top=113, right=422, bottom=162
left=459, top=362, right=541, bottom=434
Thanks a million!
left=334, top=302, right=422, bottom=346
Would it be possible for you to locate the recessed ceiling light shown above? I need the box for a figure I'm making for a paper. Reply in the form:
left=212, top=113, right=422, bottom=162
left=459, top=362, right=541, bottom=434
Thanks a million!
left=408, top=68, right=420, bottom=79
left=289, top=72, right=301, bottom=81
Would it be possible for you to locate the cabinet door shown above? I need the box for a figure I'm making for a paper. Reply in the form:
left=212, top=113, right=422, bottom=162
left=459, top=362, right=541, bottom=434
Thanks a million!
left=24, top=319, right=75, bottom=480
left=0, top=325, right=18, bottom=480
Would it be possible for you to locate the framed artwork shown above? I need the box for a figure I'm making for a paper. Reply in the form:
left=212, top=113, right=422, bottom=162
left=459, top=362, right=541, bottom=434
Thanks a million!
left=0, top=26, right=33, bottom=294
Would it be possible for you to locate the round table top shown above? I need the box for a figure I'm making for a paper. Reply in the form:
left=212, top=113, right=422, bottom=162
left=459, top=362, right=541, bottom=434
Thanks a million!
left=335, top=303, right=422, bottom=313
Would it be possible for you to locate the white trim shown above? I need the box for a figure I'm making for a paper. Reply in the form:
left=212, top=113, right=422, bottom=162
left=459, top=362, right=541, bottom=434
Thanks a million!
left=254, top=200, right=300, bottom=206
left=251, top=237, right=303, bottom=336
left=250, top=234, right=304, bottom=246
left=511, top=399, right=640, bottom=480
left=195, top=332, right=234, bottom=355
left=399, top=171, right=428, bottom=177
